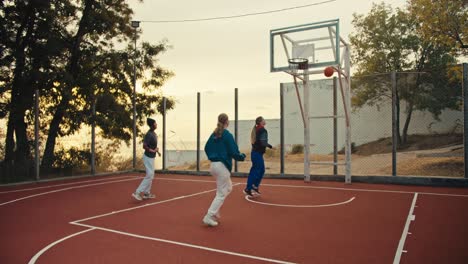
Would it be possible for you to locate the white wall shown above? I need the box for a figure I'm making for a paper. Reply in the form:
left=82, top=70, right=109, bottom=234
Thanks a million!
left=281, top=79, right=462, bottom=154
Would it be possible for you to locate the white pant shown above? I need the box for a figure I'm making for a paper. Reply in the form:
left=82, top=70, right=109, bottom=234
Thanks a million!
left=207, top=162, right=233, bottom=216
left=136, top=155, right=155, bottom=194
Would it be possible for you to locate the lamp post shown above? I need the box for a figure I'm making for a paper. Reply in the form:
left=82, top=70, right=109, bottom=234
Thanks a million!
left=131, top=20, right=140, bottom=170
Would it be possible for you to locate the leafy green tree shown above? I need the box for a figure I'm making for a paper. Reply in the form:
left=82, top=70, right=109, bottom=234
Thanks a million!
left=408, top=0, right=467, bottom=55
left=1, top=0, right=73, bottom=170
left=1, top=1, right=175, bottom=180
left=350, top=2, right=460, bottom=145
left=40, top=0, right=174, bottom=170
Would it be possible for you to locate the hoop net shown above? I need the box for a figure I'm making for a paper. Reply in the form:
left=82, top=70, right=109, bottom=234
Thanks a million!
left=288, top=58, right=309, bottom=75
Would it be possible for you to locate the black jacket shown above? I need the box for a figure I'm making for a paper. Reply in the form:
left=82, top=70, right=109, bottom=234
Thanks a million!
left=252, top=127, right=272, bottom=154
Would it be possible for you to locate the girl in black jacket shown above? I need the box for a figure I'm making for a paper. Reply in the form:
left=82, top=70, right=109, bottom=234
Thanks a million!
left=244, top=116, right=272, bottom=197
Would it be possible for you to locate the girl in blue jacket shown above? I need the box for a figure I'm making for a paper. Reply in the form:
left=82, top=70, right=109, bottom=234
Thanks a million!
left=203, top=113, right=246, bottom=227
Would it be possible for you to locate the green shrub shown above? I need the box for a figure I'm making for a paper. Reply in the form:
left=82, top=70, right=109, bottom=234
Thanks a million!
left=291, top=144, right=304, bottom=154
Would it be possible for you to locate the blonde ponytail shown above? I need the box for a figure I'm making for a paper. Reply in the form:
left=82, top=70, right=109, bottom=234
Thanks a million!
left=250, top=125, right=256, bottom=144
left=214, top=113, right=229, bottom=138
left=251, top=116, right=264, bottom=144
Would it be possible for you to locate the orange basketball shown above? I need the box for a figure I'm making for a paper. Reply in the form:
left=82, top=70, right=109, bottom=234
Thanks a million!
left=324, top=67, right=334, bottom=77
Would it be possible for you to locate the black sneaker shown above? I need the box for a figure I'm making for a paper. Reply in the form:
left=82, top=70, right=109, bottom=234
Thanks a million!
left=243, top=189, right=253, bottom=197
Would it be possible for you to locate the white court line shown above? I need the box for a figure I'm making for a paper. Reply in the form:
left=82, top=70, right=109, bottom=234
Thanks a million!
left=245, top=195, right=355, bottom=208
left=0, top=176, right=220, bottom=207
left=0, top=177, right=141, bottom=207
left=0, top=175, right=137, bottom=194
left=393, top=193, right=418, bottom=264
left=70, top=184, right=230, bottom=224
left=72, top=222, right=295, bottom=264
left=254, top=183, right=468, bottom=198
left=157, top=177, right=468, bottom=197
left=28, top=228, right=96, bottom=264
left=157, top=177, right=218, bottom=184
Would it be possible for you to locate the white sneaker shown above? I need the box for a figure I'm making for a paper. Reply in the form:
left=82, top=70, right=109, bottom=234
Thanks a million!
left=132, top=192, right=142, bottom=201
left=202, top=214, right=218, bottom=227
left=214, top=212, right=221, bottom=220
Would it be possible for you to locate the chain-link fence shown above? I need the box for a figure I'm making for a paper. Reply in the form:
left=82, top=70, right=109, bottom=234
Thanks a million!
left=281, top=69, right=464, bottom=178
left=1, top=66, right=466, bottom=183
left=394, top=72, right=463, bottom=177
left=0, top=94, right=137, bottom=183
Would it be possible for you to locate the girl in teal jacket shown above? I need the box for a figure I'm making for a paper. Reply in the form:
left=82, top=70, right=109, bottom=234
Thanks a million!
left=203, top=113, right=246, bottom=227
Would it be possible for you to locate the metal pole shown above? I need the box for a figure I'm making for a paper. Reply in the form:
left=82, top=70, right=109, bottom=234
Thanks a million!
left=234, top=88, right=238, bottom=172
left=280, top=84, right=285, bottom=175
left=344, top=48, right=352, bottom=184
left=91, top=98, right=96, bottom=175
left=132, top=27, right=137, bottom=170
left=333, top=77, right=338, bottom=176
left=197, top=92, right=200, bottom=172
left=162, top=97, right=167, bottom=170
left=463, top=63, right=468, bottom=178
left=391, top=71, right=397, bottom=176
left=34, top=89, right=40, bottom=180
left=303, top=70, right=311, bottom=182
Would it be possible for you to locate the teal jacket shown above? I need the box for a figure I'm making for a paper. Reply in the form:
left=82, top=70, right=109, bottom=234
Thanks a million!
left=204, top=129, right=245, bottom=171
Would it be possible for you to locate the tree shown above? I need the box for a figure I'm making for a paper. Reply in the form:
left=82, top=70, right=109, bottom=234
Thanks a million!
left=40, top=0, right=175, bottom=170
left=408, top=0, right=468, bottom=55
left=350, top=2, right=460, bottom=145
left=0, top=0, right=72, bottom=170
left=1, top=1, right=175, bottom=180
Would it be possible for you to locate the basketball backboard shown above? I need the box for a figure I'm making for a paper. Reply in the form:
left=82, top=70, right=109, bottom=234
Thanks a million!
left=270, top=19, right=341, bottom=72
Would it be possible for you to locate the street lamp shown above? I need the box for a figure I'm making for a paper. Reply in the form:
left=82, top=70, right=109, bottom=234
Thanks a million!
left=131, top=21, right=140, bottom=170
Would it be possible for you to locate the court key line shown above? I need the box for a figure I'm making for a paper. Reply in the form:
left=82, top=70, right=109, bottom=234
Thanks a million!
left=72, top=222, right=296, bottom=264
left=245, top=195, right=355, bottom=208
left=30, top=184, right=295, bottom=264
left=393, top=192, right=418, bottom=264
left=70, top=185, right=228, bottom=224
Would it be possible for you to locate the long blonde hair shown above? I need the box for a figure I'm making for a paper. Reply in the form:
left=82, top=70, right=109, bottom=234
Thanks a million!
left=250, top=116, right=264, bottom=144
left=214, top=113, right=229, bottom=138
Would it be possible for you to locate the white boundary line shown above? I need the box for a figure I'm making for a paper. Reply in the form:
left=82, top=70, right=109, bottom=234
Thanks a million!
left=0, top=176, right=217, bottom=207
left=393, top=193, right=418, bottom=264
left=71, top=222, right=295, bottom=264
left=1, top=175, right=464, bottom=209
left=0, top=175, right=138, bottom=194
left=28, top=228, right=96, bottom=264
left=0, top=177, right=141, bottom=206
left=13, top=176, right=463, bottom=264
left=254, top=182, right=468, bottom=198
left=158, top=178, right=468, bottom=197
left=245, top=195, right=355, bottom=208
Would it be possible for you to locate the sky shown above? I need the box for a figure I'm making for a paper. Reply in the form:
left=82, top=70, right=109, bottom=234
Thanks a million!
left=129, top=0, right=407, bottom=143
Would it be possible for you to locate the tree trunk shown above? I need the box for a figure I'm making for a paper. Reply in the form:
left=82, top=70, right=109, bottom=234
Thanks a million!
left=4, top=119, right=15, bottom=162
left=41, top=0, right=93, bottom=170
left=41, top=97, right=69, bottom=170
left=3, top=3, right=36, bottom=163
left=402, top=101, right=414, bottom=145
left=395, top=89, right=402, bottom=146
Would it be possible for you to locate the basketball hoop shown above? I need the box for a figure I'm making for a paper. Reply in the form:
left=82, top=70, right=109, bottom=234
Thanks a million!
left=288, top=58, right=309, bottom=72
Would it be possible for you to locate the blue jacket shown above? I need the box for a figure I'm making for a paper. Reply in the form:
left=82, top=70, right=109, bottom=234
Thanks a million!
left=204, top=129, right=245, bottom=171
